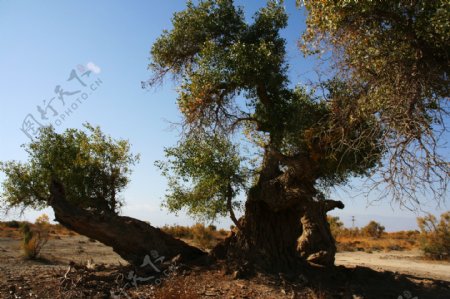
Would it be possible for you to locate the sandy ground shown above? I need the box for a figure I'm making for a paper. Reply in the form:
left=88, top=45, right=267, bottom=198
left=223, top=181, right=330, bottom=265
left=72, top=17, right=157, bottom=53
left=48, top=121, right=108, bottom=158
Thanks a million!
left=1, top=235, right=449, bottom=298
left=336, top=250, right=450, bottom=282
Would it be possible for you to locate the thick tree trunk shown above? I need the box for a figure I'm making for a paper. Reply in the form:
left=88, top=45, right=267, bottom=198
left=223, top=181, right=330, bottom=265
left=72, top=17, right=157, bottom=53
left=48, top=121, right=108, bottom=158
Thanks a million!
left=49, top=179, right=205, bottom=266
left=212, top=149, right=344, bottom=272
left=216, top=196, right=343, bottom=272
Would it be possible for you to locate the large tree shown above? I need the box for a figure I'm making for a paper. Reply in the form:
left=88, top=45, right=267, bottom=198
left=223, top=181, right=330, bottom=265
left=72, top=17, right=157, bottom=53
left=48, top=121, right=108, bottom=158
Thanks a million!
left=146, top=0, right=381, bottom=270
left=0, top=125, right=204, bottom=265
left=1, top=0, right=448, bottom=274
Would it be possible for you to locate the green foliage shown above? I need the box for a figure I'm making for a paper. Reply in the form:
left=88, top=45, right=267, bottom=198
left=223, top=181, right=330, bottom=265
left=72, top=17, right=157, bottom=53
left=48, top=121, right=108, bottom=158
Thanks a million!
left=149, top=0, right=289, bottom=134
left=156, top=132, right=247, bottom=222
left=149, top=0, right=383, bottom=220
left=301, top=0, right=450, bottom=204
left=301, top=0, right=449, bottom=129
left=417, top=212, right=450, bottom=260
left=0, top=124, right=139, bottom=214
left=362, top=221, right=385, bottom=239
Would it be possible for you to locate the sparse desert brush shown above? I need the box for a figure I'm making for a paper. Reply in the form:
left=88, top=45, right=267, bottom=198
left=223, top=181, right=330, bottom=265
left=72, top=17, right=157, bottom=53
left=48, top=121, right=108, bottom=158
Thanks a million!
left=333, top=218, right=418, bottom=252
left=161, top=223, right=220, bottom=249
left=35, top=214, right=50, bottom=226
left=417, top=211, right=450, bottom=260
left=389, top=230, right=420, bottom=240
left=20, top=221, right=48, bottom=259
left=327, top=216, right=344, bottom=237
left=191, top=223, right=215, bottom=249
left=361, top=221, right=385, bottom=239
left=161, top=225, right=194, bottom=239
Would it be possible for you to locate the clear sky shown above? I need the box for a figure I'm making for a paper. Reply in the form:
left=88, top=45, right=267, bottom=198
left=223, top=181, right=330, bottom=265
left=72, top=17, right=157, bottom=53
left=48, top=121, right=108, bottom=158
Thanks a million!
left=0, top=0, right=447, bottom=231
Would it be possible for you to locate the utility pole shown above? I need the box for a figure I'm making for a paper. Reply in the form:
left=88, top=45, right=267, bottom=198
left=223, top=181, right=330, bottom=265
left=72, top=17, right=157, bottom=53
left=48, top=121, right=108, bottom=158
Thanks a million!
left=351, top=216, right=355, bottom=228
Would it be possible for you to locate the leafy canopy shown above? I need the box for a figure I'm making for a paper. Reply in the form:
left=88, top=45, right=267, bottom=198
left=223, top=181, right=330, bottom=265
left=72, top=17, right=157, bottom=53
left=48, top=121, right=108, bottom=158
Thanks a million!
left=0, top=124, right=139, bottom=214
left=300, top=0, right=450, bottom=205
left=155, top=132, right=248, bottom=222
left=148, top=0, right=381, bottom=221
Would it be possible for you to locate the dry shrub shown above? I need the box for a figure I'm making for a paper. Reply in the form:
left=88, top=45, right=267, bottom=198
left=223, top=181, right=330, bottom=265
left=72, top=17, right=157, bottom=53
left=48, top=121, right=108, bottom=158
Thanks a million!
left=20, top=221, right=49, bottom=259
left=161, top=225, right=194, bottom=239
left=161, top=223, right=223, bottom=249
left=361, top=221, right=385, bottom=239
left=334, top=220, right=419, bottom=252
left=417, top=211, right=450, bottom=260
left=191, top=223, right=215, bottom=250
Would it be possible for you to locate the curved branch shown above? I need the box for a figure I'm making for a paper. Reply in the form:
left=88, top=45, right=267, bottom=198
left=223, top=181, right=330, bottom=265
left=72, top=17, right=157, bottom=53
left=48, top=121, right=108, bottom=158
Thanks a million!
left=49, top=179, right=205, bottom=266
left=226, top=183, right=242, bottom=231
left=323, top=199, right=345, bottom=212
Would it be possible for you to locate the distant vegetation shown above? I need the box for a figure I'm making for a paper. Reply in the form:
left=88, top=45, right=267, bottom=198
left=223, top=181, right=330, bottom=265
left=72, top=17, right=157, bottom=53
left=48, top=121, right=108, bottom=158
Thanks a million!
left=328, top=216, right=418, bottom=253
left=0, top=216, right=75, bottom=239
left=161, top=223, right=229, bottom=250
left=417, top=212, right=450, bottom=260
left=328, top=213, right=449, bottom=260
left=2, top=213, right=448, bottom=261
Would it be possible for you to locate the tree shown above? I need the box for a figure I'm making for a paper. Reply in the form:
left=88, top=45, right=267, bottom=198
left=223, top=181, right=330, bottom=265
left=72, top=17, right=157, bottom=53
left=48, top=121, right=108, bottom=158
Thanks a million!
left=0, top=124, right=204, bottom=265
left=145, top=0, right=383, bottom=270
left=1, top=0, right=448, bottom=274
left=361, top=221, right=385, bottom=239
left=1, top=124, right=139, bottom=215
left=300, top=0, right=450, bottom=207
left=417, top=211, right=450, bottom=260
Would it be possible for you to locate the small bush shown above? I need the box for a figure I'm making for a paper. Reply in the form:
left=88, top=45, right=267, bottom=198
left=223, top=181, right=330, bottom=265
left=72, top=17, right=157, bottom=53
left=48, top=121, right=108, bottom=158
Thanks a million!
left=417, top=211, right=450, bottom=260
left=35, top=214, right=50, bottom=226
left=362, top=221, right=385, bottom=238
left=20, top=222, right=48, bottom=259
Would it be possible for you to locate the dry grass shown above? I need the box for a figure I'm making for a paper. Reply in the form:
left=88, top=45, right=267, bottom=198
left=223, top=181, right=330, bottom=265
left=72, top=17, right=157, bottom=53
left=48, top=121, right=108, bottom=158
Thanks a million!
left=336, top=231, right=419, bottom=252
left=0, top=221, right=76, bottom=239
left=161, top=223, right=229, bottom=250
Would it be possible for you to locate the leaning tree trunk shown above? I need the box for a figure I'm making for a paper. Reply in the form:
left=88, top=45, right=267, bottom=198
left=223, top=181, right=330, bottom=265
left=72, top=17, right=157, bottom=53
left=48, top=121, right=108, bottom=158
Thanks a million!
left=213, top=149, right=344, bottom=272
left=49, top=179, right=205, bottom=266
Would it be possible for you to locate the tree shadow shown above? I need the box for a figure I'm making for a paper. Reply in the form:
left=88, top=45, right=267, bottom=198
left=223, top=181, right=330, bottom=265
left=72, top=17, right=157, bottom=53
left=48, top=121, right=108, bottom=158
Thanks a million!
left=304, top=265, right=450, bottom=299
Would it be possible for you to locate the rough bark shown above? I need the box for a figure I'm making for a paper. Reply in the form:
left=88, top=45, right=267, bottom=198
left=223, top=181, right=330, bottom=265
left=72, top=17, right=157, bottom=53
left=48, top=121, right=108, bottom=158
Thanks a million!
left=212, top=149, right=344, bottom=272
left=49, top=179, right=205, bottom=266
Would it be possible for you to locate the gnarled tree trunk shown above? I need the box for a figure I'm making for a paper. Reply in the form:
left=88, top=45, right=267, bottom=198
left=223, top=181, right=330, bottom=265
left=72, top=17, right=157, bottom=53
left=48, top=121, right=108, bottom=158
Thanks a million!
left=213, top=149, right=344, bottom=272
left=49, top=180, right=205, bottom=266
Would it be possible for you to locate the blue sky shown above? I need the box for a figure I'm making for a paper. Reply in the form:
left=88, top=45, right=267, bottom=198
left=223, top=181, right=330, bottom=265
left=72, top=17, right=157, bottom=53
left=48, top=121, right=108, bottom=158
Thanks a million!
left=0, top=0, right=447, bottom=231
